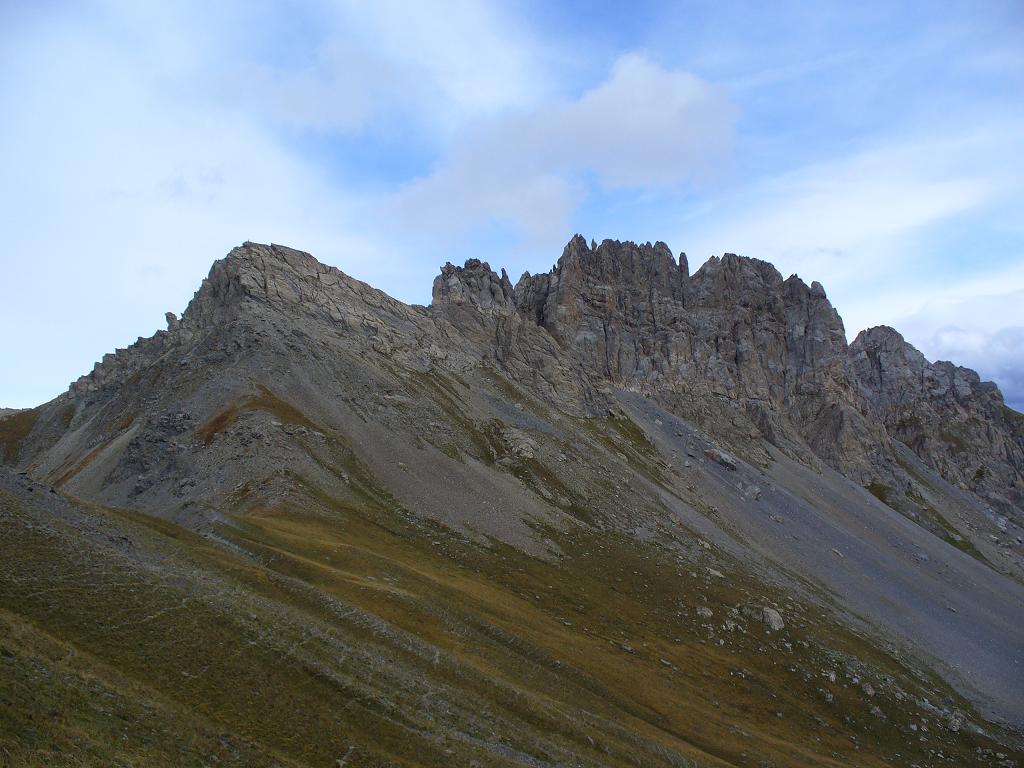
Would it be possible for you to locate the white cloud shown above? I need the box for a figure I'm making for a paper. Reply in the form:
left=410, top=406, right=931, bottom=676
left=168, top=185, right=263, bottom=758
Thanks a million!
left=681, top=132, right=1005, bottom=283
left=331, top=0, right=551, bottom=123
left=217, top=0, right=552, bottom=138
left=0, top=0, right=564, bottom=407
left=894, top=288, right=1024, bottom=410
left=81, top=0, right=551, bottom=141
left=678, top=125, right=1023, bottom=329
left=389, top=54, right=736, bottom=244
left=239, top=38, right=394, bottom=135
left=0, top=10, right=390, bottom=408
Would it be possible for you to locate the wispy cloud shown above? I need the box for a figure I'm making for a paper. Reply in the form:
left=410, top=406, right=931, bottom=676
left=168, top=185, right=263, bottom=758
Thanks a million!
left=677, top=124, right=1023, bottom=334
left=88, top=0, right=551, bottom=140
left=389, top=54, right=736, bottom=245
left=895, top=285, right=1024, bottom=410
left=1, top=1, right=1022, bottom=408
left=0, top=4, right=383, bottom=407
left=682, top=131, right=1007, bottom=275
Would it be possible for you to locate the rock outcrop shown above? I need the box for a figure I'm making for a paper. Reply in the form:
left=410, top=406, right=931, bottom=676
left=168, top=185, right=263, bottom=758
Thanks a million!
left=849, top=325, right=1024, bottom=514
left=503, top=238, right=1019, bottom=519
left=506, top=238, right=900, bottom=492
left=432, top=259, right=515, bottom=313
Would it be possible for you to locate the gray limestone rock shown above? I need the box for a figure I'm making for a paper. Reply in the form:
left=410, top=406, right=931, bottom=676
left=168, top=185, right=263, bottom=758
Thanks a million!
left=6, top=236, right=1024, bottom=731
left=849, top=325, right=1024, bottom=517
left=432, top=259, right=515, bottom=313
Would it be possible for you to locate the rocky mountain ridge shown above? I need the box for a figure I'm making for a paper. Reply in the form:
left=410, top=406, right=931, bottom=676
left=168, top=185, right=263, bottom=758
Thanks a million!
left=25, top=237, right=1024, bottom=551
left=14, top=237, right=1018, bottom=564
left=435, top=235, right=1023, bottom=518
left=3, top=237, right=1024, bottom=766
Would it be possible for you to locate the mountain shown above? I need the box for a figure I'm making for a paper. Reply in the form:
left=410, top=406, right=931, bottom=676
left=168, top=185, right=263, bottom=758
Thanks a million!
left=2, top=238, right=1022, bottom=767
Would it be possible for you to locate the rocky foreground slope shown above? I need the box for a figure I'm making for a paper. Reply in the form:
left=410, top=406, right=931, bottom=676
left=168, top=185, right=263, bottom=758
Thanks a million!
left=2, top=238, right=1023, bottom=767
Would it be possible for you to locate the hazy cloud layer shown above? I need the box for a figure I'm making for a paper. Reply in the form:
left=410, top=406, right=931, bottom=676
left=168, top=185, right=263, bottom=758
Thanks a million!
left=227, top=0, right=552, bottom=136
left=896, top=288, right=1024, bottom=411
left=390, top=55, right=736, bottom=244
left=0, top=1, right=1022, bottom=408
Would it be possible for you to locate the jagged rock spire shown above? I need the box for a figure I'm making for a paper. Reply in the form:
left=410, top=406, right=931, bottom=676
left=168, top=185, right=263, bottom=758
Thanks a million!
left=431, top=259, right=515, bottom=313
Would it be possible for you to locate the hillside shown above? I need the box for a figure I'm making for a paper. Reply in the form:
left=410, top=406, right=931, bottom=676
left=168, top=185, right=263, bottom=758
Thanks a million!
left=2, top=239, right=1023, bottom=767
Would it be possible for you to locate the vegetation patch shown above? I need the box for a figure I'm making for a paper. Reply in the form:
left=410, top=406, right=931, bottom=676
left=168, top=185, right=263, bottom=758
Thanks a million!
left=894, top=455, right=993, bottom=567
left=0, top=609, right=289, bottom=768
left=1000, top=404, right=1024, bottom=429
left=865, top=482, right=890, bottom=505
left=939, top=428, right=969, bottom=452
left=406, top=371, right=501, bottom=463
left=53, top=435, right=117, bottom=487
left=0, top=408, right=40, bottom=464
left=904, top=488, right=988, bottom=563
left=3, top=469, right=1021, bottom=767
left=195, top=383, right=316, bottom=445
left=575, top=412, right=670, bottom=491
left=480, top=366, right=554, bottom=421
left=59, top=403, right=76, bottom=429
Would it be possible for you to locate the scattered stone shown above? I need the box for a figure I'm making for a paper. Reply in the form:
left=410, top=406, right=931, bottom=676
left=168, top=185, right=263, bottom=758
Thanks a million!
left=741, top=605, right=784, bottom=631
left=704, top=448, right=738, bottom=470
left=763, top=607, right=785, bottom=631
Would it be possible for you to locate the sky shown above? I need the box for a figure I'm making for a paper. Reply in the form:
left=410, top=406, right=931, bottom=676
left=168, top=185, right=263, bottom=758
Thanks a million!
left=1, top=0, right=1023, bottom=409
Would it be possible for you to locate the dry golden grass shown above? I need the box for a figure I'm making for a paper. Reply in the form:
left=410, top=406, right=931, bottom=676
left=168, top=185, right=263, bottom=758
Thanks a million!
left=2, top=469, right=1021, bottom=767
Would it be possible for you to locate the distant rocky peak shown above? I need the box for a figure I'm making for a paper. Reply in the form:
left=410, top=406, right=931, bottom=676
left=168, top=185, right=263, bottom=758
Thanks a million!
left=851, top=325, right=915, bottom=351
left=848, top=327, right=931, bottom=392
left=849, top=325, right=992, bottom=406
left=181, top=242, right=299, bottom=327
left=434, top=237, right=817, bottom=322
left=431, top=258, right=515, bottom=313
left=560, top=232, right=592, bottom=262
left=179, top=242, right=384, bottom=330
left=559, top=236, right=681, bottom=280
left=691, top=252, right=784, bottom=291
left=781, top=274, right=847, bottom=341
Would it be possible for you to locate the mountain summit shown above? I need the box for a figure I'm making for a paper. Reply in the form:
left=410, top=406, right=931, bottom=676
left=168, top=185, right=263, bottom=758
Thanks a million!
left=2, top=238, right=1023, bottom=766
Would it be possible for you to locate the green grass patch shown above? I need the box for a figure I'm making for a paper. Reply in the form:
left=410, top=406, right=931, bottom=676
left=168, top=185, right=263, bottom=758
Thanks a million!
left=0, top=408, right=40, bottom=464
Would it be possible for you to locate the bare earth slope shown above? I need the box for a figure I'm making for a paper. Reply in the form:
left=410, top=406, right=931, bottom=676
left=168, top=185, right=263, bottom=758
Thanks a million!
left=2, top=239, right=1023, bottom=767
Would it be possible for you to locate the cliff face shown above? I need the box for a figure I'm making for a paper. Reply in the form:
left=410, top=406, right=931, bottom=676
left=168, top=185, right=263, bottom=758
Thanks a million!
left=507, top=237, right=851, bottom=411
left=506, top=238, right=880, bottom=473
left=849, top=325, right=1024, bottom=513
left=438, top=236, right=1023, bottom=517
left=432, top=258, right=515, bottom=313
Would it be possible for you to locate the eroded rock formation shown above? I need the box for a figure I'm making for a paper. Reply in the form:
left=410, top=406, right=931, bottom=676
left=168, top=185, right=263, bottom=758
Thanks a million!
left=435, top=236, right=1023, bottom=516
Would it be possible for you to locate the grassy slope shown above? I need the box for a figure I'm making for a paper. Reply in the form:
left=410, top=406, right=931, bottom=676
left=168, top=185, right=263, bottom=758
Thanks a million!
left=3, top=475, right=1021, bottom=768
left=0, top=610, right=295, bottom=768
left=0, top=409, right=40, bottom=464
left=3, top=374, right=1021, bottom=766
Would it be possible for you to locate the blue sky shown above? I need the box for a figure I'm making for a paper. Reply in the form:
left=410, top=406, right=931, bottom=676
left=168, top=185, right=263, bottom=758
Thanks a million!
left=2, top=0, right=1023, bottom=409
